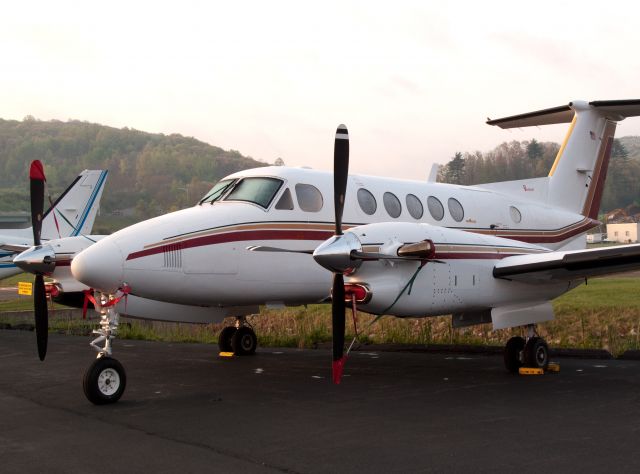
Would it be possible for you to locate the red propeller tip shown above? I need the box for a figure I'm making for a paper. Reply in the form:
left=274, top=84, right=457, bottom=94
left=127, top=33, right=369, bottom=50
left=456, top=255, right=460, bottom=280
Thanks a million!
left=332, top=356, right=347, bottom=384
left=29, top=160, right=46, bottom=181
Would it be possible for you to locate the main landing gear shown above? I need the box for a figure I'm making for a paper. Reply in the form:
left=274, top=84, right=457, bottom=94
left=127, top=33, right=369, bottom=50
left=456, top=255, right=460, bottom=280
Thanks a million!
left=504, top=325, right=549, bottom=373
left=84, top=292, right=127, bottom=405
left=218, top=317, right=258, bottom=356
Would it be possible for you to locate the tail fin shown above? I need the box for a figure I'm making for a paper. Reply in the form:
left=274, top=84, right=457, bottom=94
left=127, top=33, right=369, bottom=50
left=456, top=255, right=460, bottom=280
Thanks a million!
left=487, top=100, right=640, bottom=219
left=41, top=169, right=108, bottom=240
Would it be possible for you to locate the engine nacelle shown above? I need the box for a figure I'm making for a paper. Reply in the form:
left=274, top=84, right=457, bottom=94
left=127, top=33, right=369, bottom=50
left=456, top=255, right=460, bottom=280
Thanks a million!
left=339, top=222, right=555, bottom=318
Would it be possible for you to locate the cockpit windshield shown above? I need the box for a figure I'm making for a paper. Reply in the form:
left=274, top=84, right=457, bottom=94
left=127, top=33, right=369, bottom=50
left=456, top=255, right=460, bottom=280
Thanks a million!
left=222, top=177, right=283, bottom=208
left=199, top=179, right=236, bottom=204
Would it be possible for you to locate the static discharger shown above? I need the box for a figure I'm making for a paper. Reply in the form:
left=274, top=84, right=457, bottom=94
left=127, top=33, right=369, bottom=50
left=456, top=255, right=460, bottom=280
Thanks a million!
left=219, top=352, right=234, bottom=358
left=519, top=363, right=560, bottom=375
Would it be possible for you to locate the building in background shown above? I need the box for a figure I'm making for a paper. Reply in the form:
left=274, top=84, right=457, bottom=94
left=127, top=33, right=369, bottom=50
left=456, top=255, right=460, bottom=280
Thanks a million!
left=606, top=223, right=640, bottom=243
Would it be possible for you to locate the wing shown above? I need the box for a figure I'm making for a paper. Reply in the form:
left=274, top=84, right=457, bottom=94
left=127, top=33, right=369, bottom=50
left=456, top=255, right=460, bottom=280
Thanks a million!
left=493, top=244, right=640, bottom=282
left=0, top=243, right=30, bottom=253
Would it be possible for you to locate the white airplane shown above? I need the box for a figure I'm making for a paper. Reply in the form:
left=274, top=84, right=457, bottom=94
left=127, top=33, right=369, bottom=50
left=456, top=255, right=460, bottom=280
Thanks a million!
left=1, top=161, right=108, bottom=361
left=40, top=98, right=640, bottom=404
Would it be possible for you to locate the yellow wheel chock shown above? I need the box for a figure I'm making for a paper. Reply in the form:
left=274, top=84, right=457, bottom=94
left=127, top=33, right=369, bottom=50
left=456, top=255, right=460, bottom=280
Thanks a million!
left=518, top=362, right=560, bottom=375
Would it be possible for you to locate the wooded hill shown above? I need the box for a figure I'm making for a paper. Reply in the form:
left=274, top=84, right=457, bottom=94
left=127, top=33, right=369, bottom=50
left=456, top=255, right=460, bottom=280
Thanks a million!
left=0, top=118, right=268, bottom=232
left=438, top=136, right=640, bottom=215
left=1, top=117, right=639, bottom=232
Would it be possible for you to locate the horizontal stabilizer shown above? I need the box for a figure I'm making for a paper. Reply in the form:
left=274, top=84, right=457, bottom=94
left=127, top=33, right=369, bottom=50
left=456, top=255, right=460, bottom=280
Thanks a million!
left=487, top=99, right=640, bottom=129
left=493, top=244, right=640, bottom=282
left=487, top=105, right=573, bottom=129
left=589, top=100, right=640, bottom=120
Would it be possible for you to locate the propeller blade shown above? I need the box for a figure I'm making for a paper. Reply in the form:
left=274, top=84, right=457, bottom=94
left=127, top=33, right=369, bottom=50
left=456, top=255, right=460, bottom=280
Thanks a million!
left=333, top=125, right=349, bottom=236
left=29, top=160, right=46, bottom=247
left=246, top=246, right=314, bottom=254
left=332, top=273, right=346, bottom=384
left=34, top=274, right=48, bottom=361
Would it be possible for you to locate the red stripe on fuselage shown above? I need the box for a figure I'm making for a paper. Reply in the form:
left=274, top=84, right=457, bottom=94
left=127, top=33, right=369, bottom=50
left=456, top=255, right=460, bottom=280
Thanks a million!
left=126, top=229, right=334, bottom=261
left=433, top=252, right=522, bottom=260
left=125, top=219, right=595, bottom=263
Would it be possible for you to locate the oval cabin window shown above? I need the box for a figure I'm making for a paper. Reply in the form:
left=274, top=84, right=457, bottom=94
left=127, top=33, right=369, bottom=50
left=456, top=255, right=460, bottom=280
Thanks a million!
left=448, top=197, right=464, bottom=222
left=383, top=192, right=402, bottom=218
left=427, top=196, right=444, bottom=221
left=357, top=188, right=377, bottom=215
left=406, top=194, right=423, bottom=219
left=510, top=206, right=522, bottom=223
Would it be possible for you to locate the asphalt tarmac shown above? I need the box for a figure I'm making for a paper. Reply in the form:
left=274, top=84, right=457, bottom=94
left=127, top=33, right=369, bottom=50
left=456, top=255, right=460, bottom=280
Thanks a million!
left=2, top=329, right=640, bottom=473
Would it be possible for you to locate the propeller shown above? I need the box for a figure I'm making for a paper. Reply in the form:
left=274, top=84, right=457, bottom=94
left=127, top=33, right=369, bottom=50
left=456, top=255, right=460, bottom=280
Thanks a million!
left=29, top=160, right=49, bottom=361
left=247, top=125, right=442, bottom=382
left=328, top=124, right=350, bottom=384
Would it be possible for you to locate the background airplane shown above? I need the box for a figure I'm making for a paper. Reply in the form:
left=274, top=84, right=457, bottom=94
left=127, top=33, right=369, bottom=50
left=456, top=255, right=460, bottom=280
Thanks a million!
left=41, top=99, right=640, bottom=403
left=1, top=161, right=108, bottom=361
left=0, top=161, right=108, bottom=279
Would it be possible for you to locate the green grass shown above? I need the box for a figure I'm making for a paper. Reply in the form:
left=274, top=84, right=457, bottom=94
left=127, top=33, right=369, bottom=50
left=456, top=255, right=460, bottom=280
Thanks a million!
left=0, top=272, right=29, bottom=287
left=2, top=277, right=640, bottom=356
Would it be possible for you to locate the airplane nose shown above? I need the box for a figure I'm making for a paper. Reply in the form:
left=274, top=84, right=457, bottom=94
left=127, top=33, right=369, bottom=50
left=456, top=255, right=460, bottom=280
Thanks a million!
left=71, top=239, right=125, bottom=293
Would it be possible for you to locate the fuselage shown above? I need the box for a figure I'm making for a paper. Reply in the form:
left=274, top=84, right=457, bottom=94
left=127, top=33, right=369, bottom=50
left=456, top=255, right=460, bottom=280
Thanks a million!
left=72, top=166, right=595, bottom=314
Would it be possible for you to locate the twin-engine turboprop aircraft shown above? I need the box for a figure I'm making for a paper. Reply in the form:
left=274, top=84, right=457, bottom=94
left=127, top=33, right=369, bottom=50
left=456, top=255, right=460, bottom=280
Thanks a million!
left=55, top=98, right=640, bottom=404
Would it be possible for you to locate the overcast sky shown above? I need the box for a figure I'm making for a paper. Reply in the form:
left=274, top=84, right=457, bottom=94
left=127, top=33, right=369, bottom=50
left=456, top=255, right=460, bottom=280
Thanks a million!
left=2, top=0, right=640, bottom=179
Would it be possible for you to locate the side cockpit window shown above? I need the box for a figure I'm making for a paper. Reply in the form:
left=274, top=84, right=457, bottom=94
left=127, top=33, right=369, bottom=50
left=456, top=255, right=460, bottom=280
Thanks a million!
left=199, top=179, right=236, bottom=204
left=223, top=177, right=284, bottom=208
left=275, top=188, right=294, bottom=210
left=295, top=183, right=323, bottom=212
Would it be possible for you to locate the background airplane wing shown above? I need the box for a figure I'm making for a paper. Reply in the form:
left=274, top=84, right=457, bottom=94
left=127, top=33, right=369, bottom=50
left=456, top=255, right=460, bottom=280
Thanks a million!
left=0, top=243, right=31, bottom=253
left=493, top=244, right=640, bottom=282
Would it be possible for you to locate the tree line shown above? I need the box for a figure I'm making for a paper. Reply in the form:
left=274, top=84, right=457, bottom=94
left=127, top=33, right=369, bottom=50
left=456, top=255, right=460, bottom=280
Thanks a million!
left=0, top=118, right=268, bottom=228
left=438, top=137, right=640, bottom=214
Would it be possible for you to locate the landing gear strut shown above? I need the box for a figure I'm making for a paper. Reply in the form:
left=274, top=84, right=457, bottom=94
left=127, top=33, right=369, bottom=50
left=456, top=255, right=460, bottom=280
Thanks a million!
left=504, top=325, right=549, bottom=373
left=218, top=317, right=257, bottom=356
left=84, top=291, right=127, bottom=404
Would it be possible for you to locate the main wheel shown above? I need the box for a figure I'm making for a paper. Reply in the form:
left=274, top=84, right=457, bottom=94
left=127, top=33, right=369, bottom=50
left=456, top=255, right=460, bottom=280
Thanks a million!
left=524, top=337, right=549, bottom=370
left=218, top=326, right=237, bottom=352
left=504, top=336, right=525, bottom=373
left=231, top=326, right=257, bottom=356
left=83, top=356, right=126, bottom=405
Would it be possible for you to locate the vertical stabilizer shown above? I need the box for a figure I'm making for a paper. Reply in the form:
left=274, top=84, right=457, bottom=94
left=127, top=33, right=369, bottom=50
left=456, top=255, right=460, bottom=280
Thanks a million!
left=487, top=100, right=640, bottom=219
left=41, top=170, right=108, bottom=240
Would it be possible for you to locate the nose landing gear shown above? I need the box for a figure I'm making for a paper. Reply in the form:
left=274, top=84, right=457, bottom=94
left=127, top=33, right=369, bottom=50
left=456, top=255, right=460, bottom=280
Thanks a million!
left=83, top=290, right=127, bottom=405
left=218, top=317, right=258, bottom=356
left=504, top=325, right=549, bottom=373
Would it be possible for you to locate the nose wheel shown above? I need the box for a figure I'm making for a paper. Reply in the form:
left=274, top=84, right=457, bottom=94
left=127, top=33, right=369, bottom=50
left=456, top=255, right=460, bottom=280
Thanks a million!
left=83, top=356, right=127, bottom=405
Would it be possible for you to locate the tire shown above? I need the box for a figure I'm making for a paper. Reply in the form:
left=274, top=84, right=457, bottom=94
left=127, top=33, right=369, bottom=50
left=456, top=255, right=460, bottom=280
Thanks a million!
left=504, top=336, right=525, bottom=373
left=231, top=326, right=257, bottom=356
left=524, top=337, right=549, bottom=370
left=83, top=357, right=126, bottom=405
left=218, top=326, right=237, bottom=352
